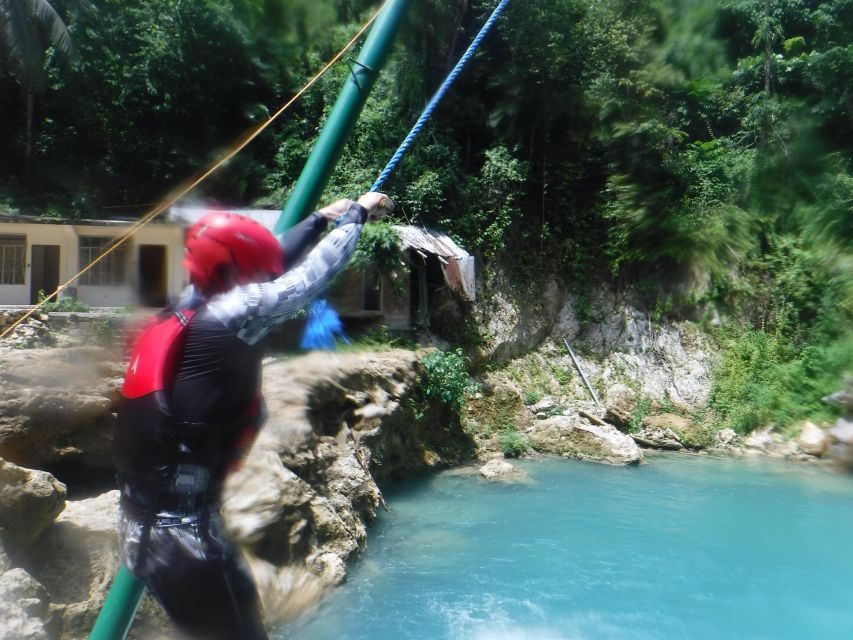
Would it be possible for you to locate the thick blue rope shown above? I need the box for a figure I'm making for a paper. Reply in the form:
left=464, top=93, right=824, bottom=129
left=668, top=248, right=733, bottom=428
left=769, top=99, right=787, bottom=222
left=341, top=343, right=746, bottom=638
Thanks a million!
left=371, top=0, right=511, bottom=191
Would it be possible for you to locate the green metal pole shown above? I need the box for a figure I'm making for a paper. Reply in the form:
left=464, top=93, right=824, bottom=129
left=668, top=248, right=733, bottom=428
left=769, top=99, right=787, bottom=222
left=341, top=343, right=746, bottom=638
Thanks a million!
left=90, top=3, right=410, bottom=639
left=275, top=0, right=411, bottom=234
left=89, top=566, right=145, bottom=640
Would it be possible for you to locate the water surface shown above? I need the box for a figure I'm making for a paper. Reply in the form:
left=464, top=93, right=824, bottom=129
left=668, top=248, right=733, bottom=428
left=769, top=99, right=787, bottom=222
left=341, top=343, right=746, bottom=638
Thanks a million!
left=277, top=454, right=853, bottom=639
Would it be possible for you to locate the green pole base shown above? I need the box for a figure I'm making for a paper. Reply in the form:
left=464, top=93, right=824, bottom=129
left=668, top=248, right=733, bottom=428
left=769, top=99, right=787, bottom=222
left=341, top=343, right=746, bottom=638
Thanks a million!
left=89, top=565, right=146, bottom=640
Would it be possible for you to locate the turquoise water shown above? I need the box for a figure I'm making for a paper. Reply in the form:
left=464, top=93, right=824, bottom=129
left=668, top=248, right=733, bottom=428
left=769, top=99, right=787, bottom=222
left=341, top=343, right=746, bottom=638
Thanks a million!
left=277, top=454, right=853, bottom=640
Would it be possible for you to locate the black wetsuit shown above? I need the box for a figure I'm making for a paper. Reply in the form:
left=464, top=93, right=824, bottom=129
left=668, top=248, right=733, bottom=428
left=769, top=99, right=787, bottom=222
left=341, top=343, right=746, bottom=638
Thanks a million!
left=114, top=206, right=365, bottom=639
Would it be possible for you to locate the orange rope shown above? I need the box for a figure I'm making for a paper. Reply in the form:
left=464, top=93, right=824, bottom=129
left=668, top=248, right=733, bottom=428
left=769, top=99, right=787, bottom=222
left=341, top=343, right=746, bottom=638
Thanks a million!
left=1, top=3, right=385, bottom=341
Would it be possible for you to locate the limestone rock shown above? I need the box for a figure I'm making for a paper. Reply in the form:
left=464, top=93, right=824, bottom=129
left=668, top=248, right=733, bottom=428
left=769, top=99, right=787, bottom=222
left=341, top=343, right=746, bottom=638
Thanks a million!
left=0, top=346, right=119, bottom=470
left=307, top=551, right=347, bottom=586
left=630, top=427, right=683, bottom=451
left=604, top=384, right=637, bottom=430
left=642, top=413, right=691, bottom=432
left=829, top=416, right=853, bottom=445
left=529, top=396, right=557, bottom=415
left=823, top=378, right=853, bottom=412
left=827, top=416, right=853, bottom=472
left=24, top=491, right=123, bottom=638
left=0, top=458, right=66, bottom=550
left=0, top=539, right=9, bottom=573
left=473, top=270, right=564, bottom=364
left=224, top=349, right=468, bottom=594
left=550, top=287, right=717, bottom=411
left=716, top=428, right=738, bottom=446
left=224, top=450, right=315, bottom=565
left=0, top=568, right=53, bottom=640
left=479, top=459, right=521, bottom=481
left=528, top=415, right=643, bottom=464
left=742, top=427, right=800, bottom=459
left=743, top=427, right=781, bottom=453
left=797, top=421, right=828, bottom=457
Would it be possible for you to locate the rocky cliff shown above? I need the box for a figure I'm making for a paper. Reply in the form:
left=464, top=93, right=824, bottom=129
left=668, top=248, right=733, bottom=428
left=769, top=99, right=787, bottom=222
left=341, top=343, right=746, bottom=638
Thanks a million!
left=0, top=341, right=469, bottom=639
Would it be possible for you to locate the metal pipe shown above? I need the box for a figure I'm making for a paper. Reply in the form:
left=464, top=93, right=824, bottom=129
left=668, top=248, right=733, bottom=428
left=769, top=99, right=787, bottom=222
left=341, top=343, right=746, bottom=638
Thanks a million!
left=562, top=337, right=602, bottom=406
left=88, top=566, right=146, bottom=640
left=275, top=0, right=412, bottom=234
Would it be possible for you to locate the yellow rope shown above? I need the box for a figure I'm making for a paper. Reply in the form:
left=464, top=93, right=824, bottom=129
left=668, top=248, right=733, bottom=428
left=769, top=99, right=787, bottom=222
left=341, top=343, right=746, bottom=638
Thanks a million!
left=1, top=4, right=385, bottom=341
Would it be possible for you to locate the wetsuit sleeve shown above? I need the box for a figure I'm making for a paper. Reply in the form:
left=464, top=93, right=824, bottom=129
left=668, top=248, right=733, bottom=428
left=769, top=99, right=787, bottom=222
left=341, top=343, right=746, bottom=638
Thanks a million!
left=205, top=204, right=367, bottom=345
left=279, top=212, right=328, bottom=268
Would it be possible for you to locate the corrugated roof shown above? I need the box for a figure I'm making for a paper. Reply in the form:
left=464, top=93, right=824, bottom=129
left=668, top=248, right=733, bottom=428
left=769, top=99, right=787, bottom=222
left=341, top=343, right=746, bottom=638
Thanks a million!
left=390, top=225, right=470, bottom=261
left=392, top=225, right=475, bottom=301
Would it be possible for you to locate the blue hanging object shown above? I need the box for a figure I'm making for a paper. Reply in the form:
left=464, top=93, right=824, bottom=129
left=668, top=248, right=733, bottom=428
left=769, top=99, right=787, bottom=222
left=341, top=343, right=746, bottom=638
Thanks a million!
left=301, top=299, right=351, bottom=351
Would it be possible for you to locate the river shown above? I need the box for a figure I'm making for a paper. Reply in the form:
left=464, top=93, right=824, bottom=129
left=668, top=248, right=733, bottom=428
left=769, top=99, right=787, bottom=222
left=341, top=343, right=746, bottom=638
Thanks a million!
left=277, top=453, right=853, bottom=639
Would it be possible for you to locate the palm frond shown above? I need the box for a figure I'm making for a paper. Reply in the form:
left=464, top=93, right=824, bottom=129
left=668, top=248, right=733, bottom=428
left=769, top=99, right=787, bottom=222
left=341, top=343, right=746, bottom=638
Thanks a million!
left=0, top=0, right=73, bottom=86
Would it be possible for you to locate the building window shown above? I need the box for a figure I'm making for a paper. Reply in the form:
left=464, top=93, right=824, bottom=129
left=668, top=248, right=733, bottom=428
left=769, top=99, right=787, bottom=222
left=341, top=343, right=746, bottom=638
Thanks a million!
left=0, top=235, right=25, bottom=285
left=79, top=236, right=127, bottom=285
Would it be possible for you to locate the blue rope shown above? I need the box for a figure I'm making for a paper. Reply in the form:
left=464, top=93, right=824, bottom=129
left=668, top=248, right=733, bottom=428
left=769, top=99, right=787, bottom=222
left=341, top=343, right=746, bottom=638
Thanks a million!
left=371, top=0, right=511, bottom=191
left=306, top=0, right=510, bottom=351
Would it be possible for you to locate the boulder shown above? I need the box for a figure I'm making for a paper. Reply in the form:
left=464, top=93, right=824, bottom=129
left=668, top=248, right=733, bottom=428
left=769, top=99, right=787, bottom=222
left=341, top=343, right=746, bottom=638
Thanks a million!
left=0, top=568, right=53, bottom=640
left=827, top=416, right=853, bottom=472
left=529, top=396, right=557, bottom=420
left=715, top=428, right=738, bottom=446
left=823, top=378, right=853, bottom=412
left=796, top=421, right=828, bottom=457
left=528, top=415, right=643, bottom=464
left=478, top=459, right=524, bottom=481
left=642, top=413, right=691, bottom=432
left=0, top=458, right=66, bottom=550
left=743, top=427, right=799, bottom=459
left=0, top=346, right=120, bottom=470
left=603, top=384, right=637, bottom=430
left=829, top=416, right=853, bottom=445
left=23, top=490, right=171, bottom=639
left=630, top=427, right=683, bottom=451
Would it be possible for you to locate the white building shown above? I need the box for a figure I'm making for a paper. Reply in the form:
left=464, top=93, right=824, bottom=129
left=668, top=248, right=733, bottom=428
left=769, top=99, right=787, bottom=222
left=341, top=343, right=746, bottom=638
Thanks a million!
left=0, top=214, right=185, bottom=307
left=1, top=210, right=474, bottom=329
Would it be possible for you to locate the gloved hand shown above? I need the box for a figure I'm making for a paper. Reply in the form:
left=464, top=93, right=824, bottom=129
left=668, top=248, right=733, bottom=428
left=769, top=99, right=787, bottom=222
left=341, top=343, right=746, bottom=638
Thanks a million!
left=357, top=191, right=394, bottom=222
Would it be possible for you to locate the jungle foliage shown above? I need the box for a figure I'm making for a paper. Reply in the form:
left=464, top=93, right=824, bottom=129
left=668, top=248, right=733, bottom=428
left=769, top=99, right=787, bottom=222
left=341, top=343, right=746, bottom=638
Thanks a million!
left=1, top=0, right=851, bottom=429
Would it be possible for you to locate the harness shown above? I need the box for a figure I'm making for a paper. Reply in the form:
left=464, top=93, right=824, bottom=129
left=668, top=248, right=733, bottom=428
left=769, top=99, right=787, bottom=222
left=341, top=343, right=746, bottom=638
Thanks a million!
left=115, top=306, right=263, bottom=521
left=114, top=308, right=216, bottom=530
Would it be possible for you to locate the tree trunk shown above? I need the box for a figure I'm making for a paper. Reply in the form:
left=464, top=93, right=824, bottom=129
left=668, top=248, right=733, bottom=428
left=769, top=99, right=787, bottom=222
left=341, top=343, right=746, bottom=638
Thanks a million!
left=764, top=0, right=772, bottom=96
left=25, top=84, right=34, bottom=183
left=760, top=0, right=772, bottom=148
left=445, top=0, right=469, bottom=72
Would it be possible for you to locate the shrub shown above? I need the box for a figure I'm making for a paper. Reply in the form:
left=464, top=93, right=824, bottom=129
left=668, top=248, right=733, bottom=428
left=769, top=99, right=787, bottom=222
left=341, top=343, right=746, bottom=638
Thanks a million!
left=710, top=328, right=853, bottom=434
left=628, top=397, right=650, bottom=433
left=499, top=428, right=528, bottom=458
left=418, top=348, right=470, bottom=412
left=523, top=391, right=542, bottom=406
left=38, top=290, right=89, bottom=313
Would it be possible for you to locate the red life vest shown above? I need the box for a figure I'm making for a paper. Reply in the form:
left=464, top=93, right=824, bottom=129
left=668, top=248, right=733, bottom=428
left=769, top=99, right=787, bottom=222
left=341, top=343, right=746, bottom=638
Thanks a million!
left=122, top=309, right=196, bottom=399
left=113, top=310, right=196, bottom=500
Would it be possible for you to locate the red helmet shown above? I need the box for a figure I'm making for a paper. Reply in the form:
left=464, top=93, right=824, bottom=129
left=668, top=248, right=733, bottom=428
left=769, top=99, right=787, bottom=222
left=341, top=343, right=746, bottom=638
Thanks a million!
left=184, top=211, right=284, bottom=295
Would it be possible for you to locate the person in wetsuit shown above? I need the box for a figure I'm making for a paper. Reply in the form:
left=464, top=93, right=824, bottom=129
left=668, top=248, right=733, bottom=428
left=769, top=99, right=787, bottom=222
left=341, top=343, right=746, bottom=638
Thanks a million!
left=113, top=192, right=389, bottom=639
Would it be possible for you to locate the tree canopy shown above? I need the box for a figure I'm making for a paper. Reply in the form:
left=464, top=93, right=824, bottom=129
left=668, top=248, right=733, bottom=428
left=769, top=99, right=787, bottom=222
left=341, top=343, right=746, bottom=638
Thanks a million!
left=0, top=0, right=850, bottom=429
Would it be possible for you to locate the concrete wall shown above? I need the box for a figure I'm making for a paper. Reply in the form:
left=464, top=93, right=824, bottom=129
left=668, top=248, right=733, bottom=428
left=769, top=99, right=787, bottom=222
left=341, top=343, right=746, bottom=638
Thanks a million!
left=0, top=220, right=186, bottom=306
left=327, top=266, right=412, bottom=331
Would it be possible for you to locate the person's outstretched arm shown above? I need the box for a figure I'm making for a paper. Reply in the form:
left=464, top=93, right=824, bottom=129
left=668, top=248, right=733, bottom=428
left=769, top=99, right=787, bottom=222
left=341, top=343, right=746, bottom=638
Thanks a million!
left=206, top=193, right=388, bottom=345
left=278, top=198, right=358, bottom=267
